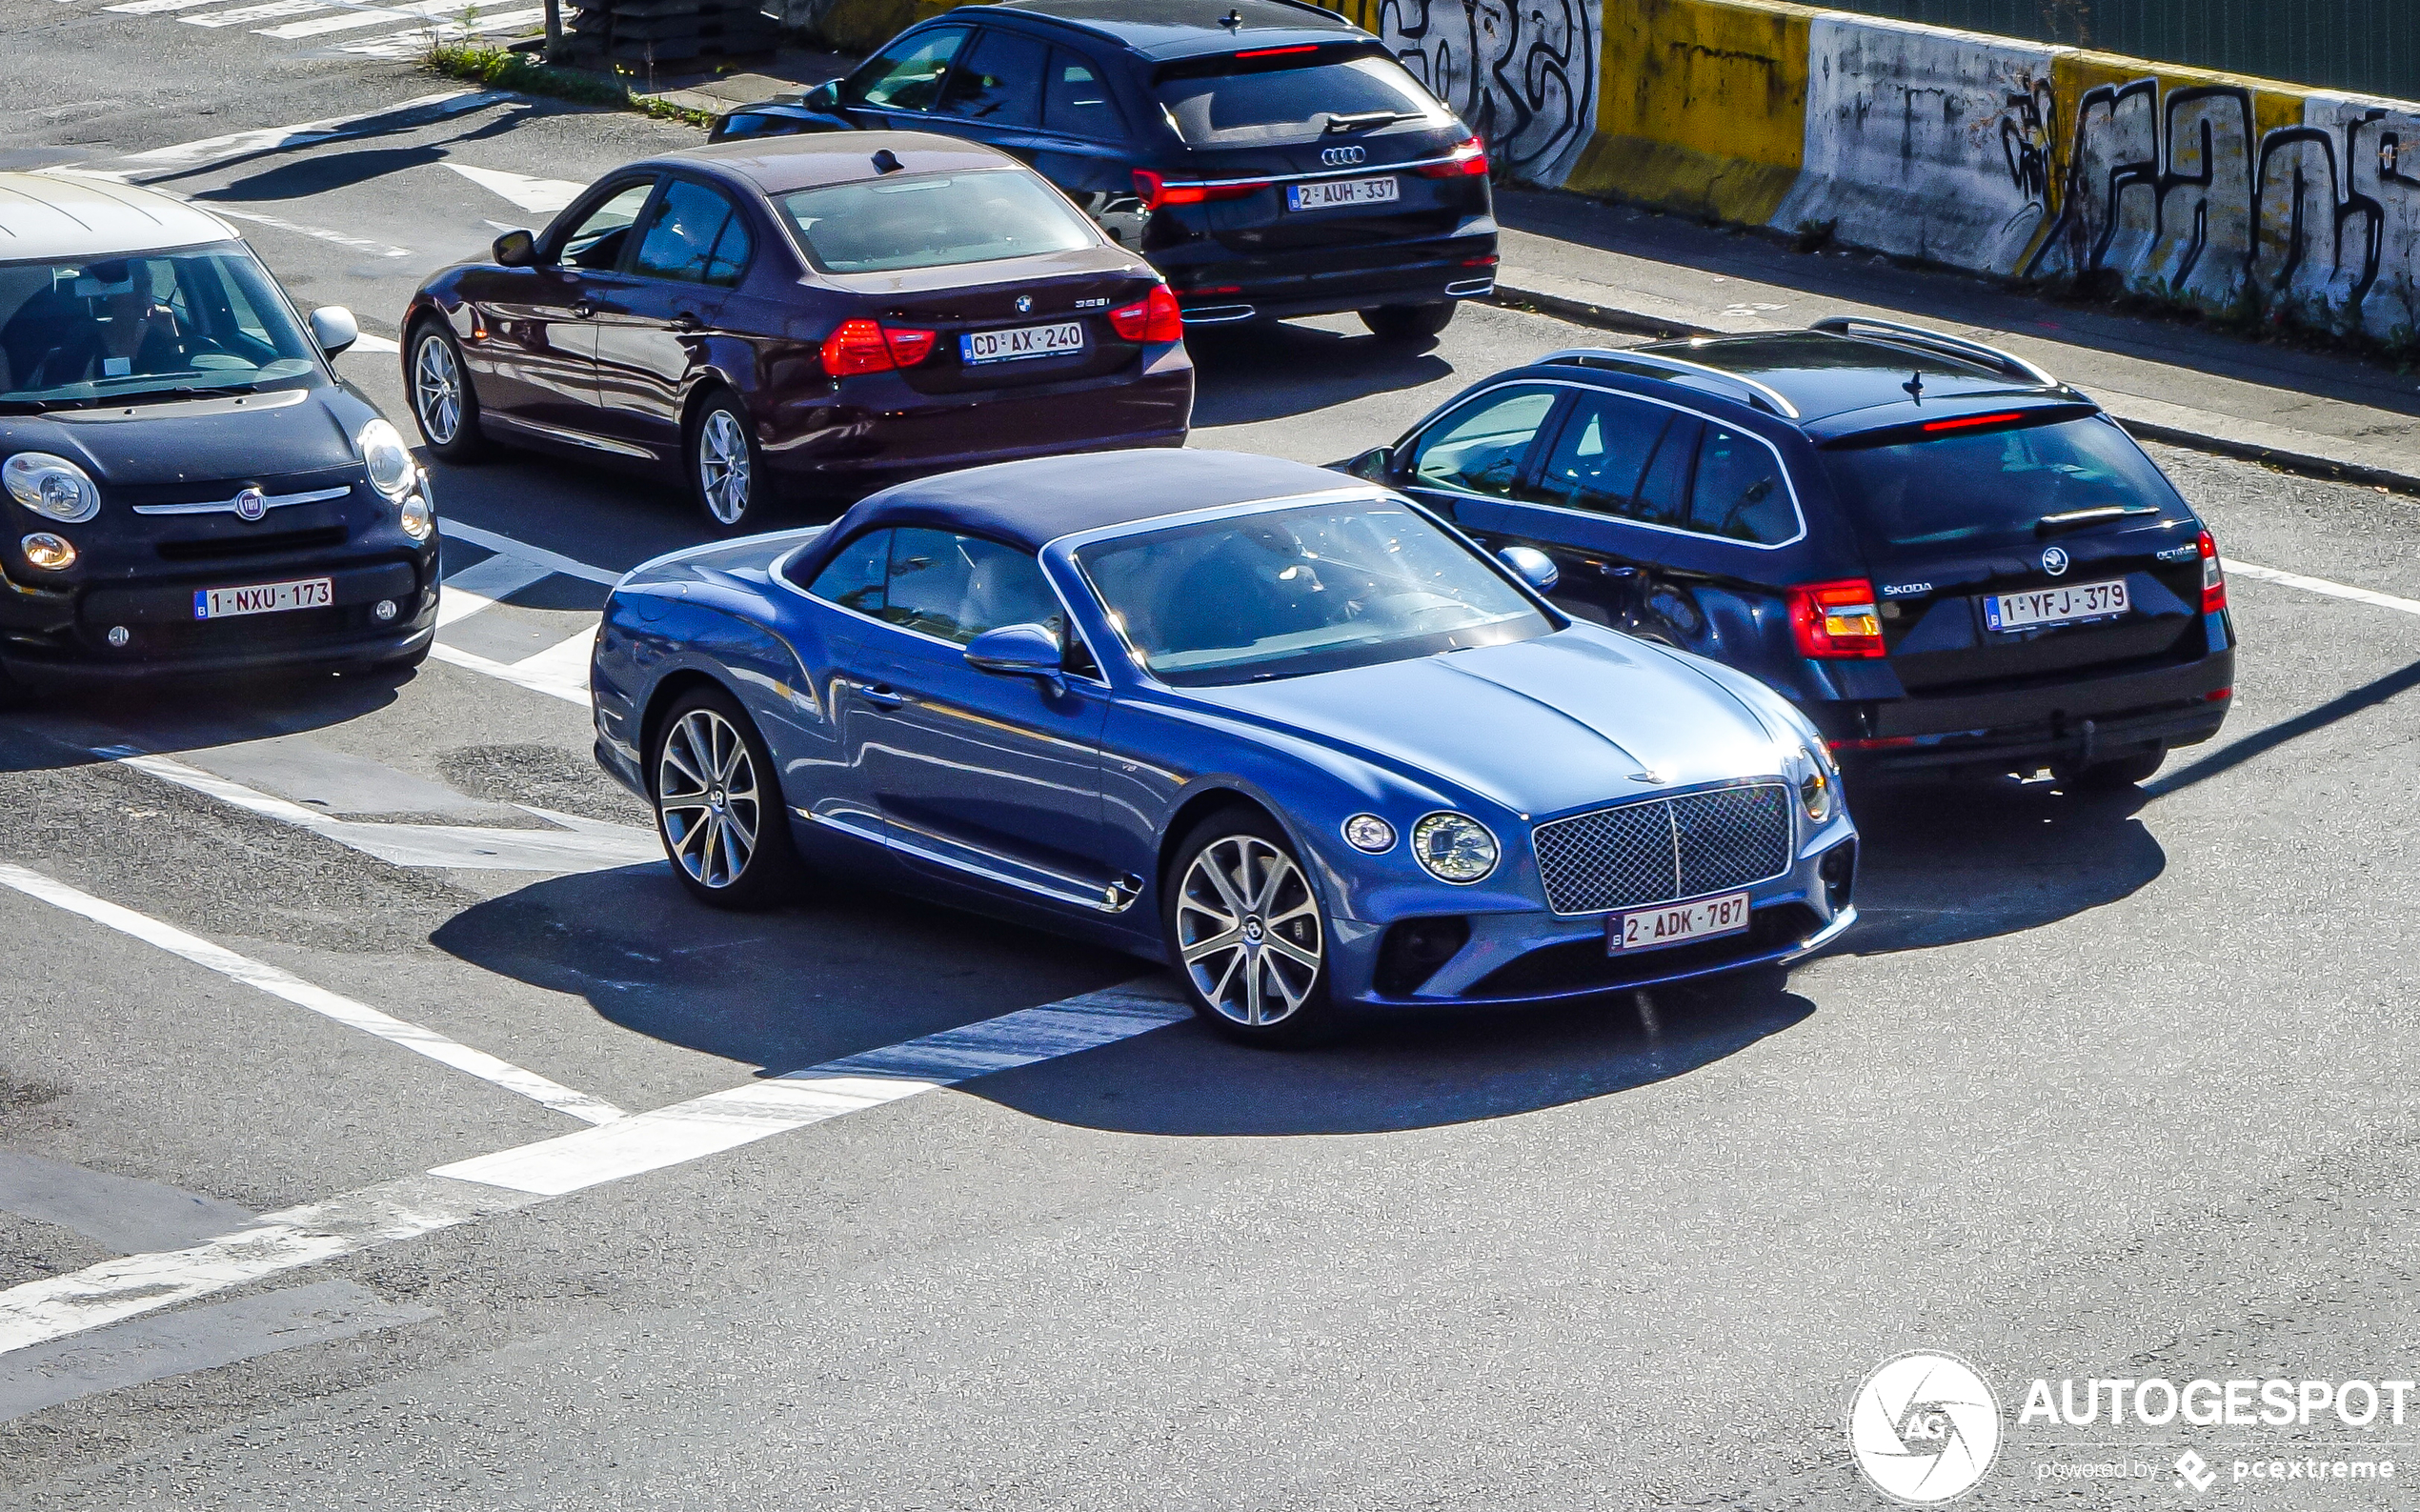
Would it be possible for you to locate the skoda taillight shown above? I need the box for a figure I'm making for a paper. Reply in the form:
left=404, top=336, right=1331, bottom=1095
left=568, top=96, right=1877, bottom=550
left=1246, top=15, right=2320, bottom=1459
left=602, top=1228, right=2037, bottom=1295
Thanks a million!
left=2199, top=529, right=2227, bottom=613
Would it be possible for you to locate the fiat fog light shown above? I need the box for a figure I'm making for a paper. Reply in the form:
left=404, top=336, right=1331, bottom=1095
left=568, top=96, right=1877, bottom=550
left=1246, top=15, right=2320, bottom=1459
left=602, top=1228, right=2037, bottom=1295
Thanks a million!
left=20, top=533, right=75, bottom=570
left=397, top=494, right=434, bottom=541
left=1342, top=814, right=1396, bottom=853
left=4, top=454, right=100, bottom=524
left=1411, top=812, right=1498, bottom=883
left=357, top=418, right=415, bottom=500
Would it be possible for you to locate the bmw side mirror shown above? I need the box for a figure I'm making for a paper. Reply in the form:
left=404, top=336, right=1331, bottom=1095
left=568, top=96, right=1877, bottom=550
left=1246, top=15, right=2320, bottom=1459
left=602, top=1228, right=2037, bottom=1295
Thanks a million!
left=307, top=305, right=358, bottom=359
left=803, top=79, right=843, bottom=111
left=1340, top=446, right=1394, bottom=481
left=1498, top=545, right=1559, bottom=595
left=965, top=623, right=1067, bottom=690
left=492, top=229, right=536, bottom=267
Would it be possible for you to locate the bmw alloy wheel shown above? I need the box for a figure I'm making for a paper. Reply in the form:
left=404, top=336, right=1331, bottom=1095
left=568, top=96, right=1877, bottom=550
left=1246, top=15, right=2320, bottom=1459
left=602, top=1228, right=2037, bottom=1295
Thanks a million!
left=1175, top=834, right=1323, bottom=1026
left=696, top=408, right=753, bottom=527
left=656, top=706, right=760, bottom=889
left=413, top=333, right=462, bottom=446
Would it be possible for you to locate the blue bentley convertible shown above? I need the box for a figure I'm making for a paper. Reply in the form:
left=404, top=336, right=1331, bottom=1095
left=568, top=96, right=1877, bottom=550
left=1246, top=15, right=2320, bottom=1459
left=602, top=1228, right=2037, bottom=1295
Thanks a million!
left=591, top=450, right=1858, bottom=1043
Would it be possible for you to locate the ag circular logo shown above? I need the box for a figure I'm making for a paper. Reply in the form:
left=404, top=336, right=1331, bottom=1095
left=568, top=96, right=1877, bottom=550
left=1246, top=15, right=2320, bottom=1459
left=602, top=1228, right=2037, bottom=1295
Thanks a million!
left=1847, top=1351, right=2001, bottom=1504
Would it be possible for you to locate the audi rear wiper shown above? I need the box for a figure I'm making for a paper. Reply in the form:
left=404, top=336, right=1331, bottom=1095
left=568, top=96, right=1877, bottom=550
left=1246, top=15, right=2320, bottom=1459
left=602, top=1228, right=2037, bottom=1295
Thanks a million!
left=2034, top=504, right=2161, bottom=534
left=1323, top=111, right=1408, bottom=134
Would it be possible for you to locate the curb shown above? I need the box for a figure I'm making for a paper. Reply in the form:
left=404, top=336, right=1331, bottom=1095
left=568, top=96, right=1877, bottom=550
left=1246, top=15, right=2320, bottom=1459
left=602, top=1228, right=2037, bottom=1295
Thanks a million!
left=1491, top=279, right=2420, bottom=498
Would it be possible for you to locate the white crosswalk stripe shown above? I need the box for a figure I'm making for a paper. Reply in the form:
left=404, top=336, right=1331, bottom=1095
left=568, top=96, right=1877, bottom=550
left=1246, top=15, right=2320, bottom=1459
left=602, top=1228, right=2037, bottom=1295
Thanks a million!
left=336, top=7, right=543, bottom=55
left=258, top=0, right=475, bottom=40
left=183, top=0, right=327, bottom=27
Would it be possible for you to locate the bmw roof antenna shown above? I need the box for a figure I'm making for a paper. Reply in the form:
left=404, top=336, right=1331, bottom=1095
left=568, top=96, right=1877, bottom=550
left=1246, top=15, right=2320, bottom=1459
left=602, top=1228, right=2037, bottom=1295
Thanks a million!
left=871, top=149, right=903, bottom=174
left=1220, top=8, right=1243, bottom=28
left=1904, top=370, right=1925, bottom=400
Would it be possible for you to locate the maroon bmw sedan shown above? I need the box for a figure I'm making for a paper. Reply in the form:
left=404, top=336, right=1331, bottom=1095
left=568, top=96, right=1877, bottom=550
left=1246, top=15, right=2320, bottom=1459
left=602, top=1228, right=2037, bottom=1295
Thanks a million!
left=399, top=132, right=1193, bottom=530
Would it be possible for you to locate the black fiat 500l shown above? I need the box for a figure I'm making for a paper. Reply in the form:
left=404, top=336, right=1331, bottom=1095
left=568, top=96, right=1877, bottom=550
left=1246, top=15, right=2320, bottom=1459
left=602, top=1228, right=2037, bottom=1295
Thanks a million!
left=0, top=174, right=436, bottom=697
left=1341, top=318, right=2235, bottom=788
left=711, top=0, right=1499, bottom=339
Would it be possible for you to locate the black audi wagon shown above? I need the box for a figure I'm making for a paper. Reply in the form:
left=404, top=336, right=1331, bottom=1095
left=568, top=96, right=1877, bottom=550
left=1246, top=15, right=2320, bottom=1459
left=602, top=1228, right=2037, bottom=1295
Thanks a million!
left=0, top=173, right=436, bottom=699
left=1340, top=318, right=2235, bottom=788
left=710, top=0, right=1499, bottom=340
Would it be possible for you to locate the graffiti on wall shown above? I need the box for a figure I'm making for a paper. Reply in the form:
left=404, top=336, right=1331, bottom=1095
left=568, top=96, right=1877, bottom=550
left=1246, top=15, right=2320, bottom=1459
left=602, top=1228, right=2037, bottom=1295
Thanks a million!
left=1367, top=0, right=1601, bottom=186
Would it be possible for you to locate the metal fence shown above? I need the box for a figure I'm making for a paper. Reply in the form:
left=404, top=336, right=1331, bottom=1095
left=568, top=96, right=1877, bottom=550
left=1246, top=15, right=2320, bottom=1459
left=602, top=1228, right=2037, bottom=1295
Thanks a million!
left=1816, top=0, right=2420, bottom=104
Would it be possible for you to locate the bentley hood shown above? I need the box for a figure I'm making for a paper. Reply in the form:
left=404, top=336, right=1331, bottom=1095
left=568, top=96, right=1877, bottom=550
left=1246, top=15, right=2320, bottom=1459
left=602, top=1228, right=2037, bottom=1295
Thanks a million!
left=1189, top=628, right=1792, bottom=819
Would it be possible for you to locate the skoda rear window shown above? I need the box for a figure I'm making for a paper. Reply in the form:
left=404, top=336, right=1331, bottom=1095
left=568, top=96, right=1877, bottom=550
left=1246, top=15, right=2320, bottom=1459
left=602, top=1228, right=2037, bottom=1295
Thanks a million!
left=1820, top=415, right=2187, bottom=558
left=778, top=170, right=1094, bottom=273
left=1153, top=45, right=1445, bottom=147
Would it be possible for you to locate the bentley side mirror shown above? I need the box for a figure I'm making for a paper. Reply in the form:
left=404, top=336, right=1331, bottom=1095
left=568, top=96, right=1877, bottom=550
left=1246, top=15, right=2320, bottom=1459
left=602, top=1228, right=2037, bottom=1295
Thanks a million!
left=1498, top=545, right=1559, bottom=595
left=803, top=79, right=843, bottom=111
left=965, top=623, right=1066, bottom=690
left=307, top=305, right=358, bottom=359
left=492, top=229, right=537, bottom=267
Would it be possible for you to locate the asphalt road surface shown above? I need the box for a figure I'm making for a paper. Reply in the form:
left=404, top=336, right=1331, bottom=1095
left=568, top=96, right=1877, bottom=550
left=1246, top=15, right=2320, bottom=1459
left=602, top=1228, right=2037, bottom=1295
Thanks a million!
left=3, top=26, right=2420, bottom=1512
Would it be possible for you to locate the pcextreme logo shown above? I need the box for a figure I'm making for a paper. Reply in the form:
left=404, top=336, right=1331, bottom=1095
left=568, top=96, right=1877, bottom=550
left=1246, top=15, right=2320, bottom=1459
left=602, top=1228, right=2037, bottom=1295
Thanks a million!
left=1848, top=1351, right=2003, bottom=1504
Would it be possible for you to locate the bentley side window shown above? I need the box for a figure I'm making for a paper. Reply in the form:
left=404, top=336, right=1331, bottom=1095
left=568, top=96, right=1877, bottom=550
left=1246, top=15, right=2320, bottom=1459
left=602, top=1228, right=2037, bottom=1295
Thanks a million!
left=805, top=528, right=889, bottom=614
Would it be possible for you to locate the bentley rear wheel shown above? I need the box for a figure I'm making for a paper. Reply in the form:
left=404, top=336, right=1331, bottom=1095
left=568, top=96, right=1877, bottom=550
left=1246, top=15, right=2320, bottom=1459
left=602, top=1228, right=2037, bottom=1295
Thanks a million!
left=1164, top=807, right=1341, bottom=1046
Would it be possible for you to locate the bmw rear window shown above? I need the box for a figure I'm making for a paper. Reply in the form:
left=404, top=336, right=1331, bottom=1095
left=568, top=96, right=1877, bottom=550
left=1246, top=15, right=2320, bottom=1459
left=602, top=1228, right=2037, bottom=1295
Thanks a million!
left=779, top=170, right=1094, bottom=274
left=1820, top=415, right=2188, bottom=558
left=1153, top=45, right=1446, bottom=147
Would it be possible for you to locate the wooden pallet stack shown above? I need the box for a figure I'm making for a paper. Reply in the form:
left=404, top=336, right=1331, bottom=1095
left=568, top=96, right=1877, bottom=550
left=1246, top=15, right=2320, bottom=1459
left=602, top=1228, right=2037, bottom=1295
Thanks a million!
left=566, top=0, right=778, bottom=63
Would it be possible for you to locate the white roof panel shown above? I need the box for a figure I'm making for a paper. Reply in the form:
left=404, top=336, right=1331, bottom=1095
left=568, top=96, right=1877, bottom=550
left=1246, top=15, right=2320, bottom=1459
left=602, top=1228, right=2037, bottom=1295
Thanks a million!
left=0, top=173, right=238, bottom=262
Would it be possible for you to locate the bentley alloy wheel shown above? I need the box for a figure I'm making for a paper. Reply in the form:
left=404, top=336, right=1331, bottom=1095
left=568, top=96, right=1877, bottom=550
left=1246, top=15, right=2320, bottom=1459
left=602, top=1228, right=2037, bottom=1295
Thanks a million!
left=1169, top=816, right=1335, bottom=1042
left=650, top=688, right=798, bottom=908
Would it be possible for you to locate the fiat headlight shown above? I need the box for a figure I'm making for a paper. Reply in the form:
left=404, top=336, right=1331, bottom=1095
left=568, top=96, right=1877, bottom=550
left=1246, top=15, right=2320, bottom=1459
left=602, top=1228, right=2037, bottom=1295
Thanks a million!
left=357, top=418, right=415, bottom=500
left=1411, top=812, right=1498, bottom=884
left=3, top=453, right=100, bottom=523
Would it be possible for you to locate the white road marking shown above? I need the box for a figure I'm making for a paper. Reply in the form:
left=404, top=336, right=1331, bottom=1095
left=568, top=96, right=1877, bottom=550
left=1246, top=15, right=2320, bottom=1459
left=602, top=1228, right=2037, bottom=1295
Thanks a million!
left=0, top=1173, right=523, bottom=1355
left=437, top=552, right=552, bottom=627
left=429, top=641, right=591, bottom=706
left=2225, top=559, right=2420, bottom=619
left=435, top=985, right=1192, bottom=1197
left=207, top=204, right=410, bottom=257
left=99, top=746, right=657, bottom=873
left=440, top=518, right=625, bottom=586
left=183, top=0, right=325, bottom=24
left=89, top=89, right=508, bottom=176
left=0, top=862, right=627, bottom=1126
left=335, top=6, right=542, bottom=54
left=508, top=625, right=599, bottom=696
left=350, top=332, right=401, bottom=354
left=0, top=981, right=1186, bottom=1355
left=259, top=0, right=474, bottom=38
left=446, top=163, right=585, bottom=215
left=104, top=0, right=232, bottom=13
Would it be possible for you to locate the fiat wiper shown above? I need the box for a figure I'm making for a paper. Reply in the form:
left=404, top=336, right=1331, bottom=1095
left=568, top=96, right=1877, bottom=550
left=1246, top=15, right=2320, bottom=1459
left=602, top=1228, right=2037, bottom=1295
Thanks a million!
left=2034, top=504, right=2161, bottom=534
left=105, top=382, right=263, bottom=407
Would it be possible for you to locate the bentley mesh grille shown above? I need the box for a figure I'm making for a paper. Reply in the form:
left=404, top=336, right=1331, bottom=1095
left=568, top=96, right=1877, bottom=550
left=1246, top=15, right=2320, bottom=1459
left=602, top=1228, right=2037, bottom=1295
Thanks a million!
left=1531, top=783, right=1793, bottom=915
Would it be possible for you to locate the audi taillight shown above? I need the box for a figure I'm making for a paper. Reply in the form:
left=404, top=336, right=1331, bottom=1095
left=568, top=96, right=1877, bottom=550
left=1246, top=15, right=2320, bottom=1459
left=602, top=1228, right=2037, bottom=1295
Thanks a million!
left=2198, top=528, right=2226, bottom=612
left=1788, top=579, right=1887, bottom=658
left=1108, top=285, right=1183, bottom=344
left=820, top=318, right=936, bottom=377
left=1132, top=169, right=1264, bottom=211
left=1417, top=136, right=1490, bottom=178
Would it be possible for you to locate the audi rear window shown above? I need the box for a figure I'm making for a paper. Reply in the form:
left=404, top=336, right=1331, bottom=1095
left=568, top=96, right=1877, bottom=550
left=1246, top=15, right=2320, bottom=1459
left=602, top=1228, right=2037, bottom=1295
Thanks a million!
left=1153, top=47, right=1446, bottom=147
left=1820, top=415, right=2188, bottom=558
left=778, top=170, right=1094, bottom=273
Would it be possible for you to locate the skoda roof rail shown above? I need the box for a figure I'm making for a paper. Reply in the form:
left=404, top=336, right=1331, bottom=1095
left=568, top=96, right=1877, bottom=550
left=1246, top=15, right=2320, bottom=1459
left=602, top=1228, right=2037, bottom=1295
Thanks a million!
left=1540, top=347, right=1803, bottom=420
left=1810, top=315, right=2059, bottom=389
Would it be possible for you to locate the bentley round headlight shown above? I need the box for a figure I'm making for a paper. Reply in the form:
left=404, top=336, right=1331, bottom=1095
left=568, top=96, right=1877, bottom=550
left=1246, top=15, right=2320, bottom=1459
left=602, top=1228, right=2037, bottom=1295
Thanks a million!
left=1800, top=765, right=1835, bottom=824
left=357, top=418, right=415, bottom=500
left=397, top=494, right=434, bottom=542
left=4, top=453, right=100, bottom=523
left=1411, top=812, right=1497, bottom=883
left=1341, top=814, right=1396, bottom=853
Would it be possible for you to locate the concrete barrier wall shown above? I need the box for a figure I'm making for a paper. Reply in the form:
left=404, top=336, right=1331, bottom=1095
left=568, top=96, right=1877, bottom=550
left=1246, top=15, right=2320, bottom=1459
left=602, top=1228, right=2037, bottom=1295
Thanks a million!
left=797, top=0, right=2420, bottom=341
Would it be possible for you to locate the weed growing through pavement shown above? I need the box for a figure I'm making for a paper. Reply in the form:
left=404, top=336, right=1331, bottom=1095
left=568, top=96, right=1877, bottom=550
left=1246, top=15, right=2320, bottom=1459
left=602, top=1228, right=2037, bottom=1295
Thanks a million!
left=422, top=39, right=716, bottom=127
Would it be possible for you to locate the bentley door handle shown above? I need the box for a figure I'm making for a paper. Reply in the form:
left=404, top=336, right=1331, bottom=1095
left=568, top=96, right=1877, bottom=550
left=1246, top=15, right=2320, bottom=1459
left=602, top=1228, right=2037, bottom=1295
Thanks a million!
left=570, top=301, right=597, bottom=318
left=857, top=685, right=907, bottom=709
left=668, top=312, right=703, bottom=333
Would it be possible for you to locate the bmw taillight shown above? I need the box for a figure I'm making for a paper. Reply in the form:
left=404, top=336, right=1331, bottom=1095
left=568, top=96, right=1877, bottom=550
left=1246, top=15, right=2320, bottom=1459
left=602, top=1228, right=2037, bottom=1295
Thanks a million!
left=1107, top=286, right=1183, bottom=344
left=1788, top=579, right=1887, bottom=658
left=1416, top=136, right=1490, bottom=178
left=820, top=318, right=936, bottom=377
left=1132, top=169, right=1264, bottom=211
left=2198, top=528, right=2227, bottom=612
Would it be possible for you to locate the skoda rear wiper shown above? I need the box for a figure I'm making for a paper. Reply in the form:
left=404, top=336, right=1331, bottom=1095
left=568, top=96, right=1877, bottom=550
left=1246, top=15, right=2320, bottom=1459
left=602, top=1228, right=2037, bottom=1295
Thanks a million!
left=1323, top=111, right=1408, bottom=134
left=2034, top=504, right=2161, bottom=534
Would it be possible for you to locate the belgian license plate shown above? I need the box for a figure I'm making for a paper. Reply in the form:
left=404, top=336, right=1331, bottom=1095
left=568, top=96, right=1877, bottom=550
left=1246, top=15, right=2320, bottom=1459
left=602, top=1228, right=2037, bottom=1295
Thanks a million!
left=193, top=576, right=333, bottom=620
left=1608, top=891, right=1752, bottom=955
left=1983, top=577, right=2129, bottom=632
left=1286, top=176, right=1400, bottom=212
left=960, top=321, right=1084, bottom=365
